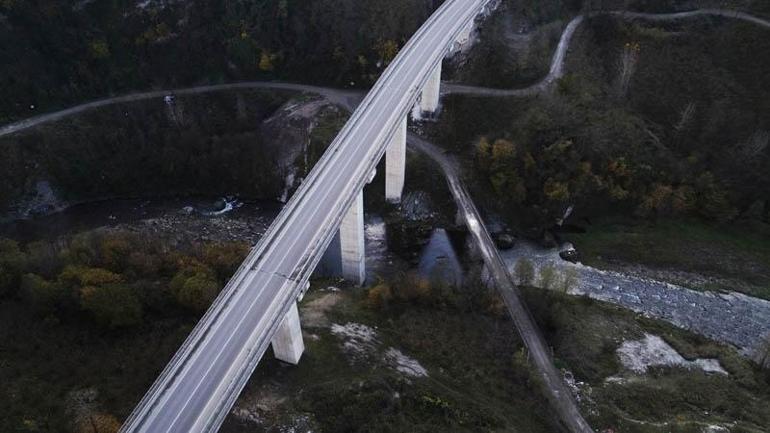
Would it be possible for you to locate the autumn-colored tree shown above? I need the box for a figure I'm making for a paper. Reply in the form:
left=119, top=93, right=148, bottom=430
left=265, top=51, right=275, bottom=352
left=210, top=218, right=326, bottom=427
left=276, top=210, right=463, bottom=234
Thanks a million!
left=170, top=263, right=220, bottom=312
left=76, top=413, right=121, bottom=433
left=20, top=273, right=62, bottom=314
left=514, top=259, right=535, bottom=286
left=80, top=283, right=142, bottom=328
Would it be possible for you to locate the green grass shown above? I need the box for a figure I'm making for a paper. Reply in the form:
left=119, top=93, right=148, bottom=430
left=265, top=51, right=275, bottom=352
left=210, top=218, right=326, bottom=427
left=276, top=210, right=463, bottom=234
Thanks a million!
left=522, top=287, right=770, bottom=433
left=220, top=287, right=556, bottom=433
left=0, top=300, right=196, bottom=432
left=568, top=217, right=770, bottom=299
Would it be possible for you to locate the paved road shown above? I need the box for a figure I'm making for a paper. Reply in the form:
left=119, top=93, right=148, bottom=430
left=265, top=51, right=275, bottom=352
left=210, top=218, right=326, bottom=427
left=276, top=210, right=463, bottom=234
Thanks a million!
left=119, top=1, right=491, bottom=432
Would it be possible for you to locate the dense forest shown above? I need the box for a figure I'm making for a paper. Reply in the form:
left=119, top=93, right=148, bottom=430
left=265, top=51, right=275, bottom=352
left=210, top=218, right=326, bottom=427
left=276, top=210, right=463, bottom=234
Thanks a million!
left=434, top=13, right=770, bottom=232
left=0, top=0, right=437, bottom=123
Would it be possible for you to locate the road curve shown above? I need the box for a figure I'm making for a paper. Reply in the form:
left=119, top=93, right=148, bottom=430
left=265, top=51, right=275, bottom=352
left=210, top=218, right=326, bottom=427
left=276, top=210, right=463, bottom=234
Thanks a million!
left=0, top=82, right=362, bottom=138
left=442, top=8, right=770, bottom=97
left=119, top=1, right=491, bottom=432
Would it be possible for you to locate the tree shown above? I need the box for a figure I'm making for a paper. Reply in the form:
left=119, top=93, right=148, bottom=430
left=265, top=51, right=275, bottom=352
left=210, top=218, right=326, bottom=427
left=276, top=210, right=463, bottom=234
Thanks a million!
left=201, top=242, right=249, bottom=281
left=170, top=264, right=220, bottom=312
left=0, top=238, right=26, bottom=297
left=80, top=283, right=143, bottom=328
left=617, top=42, right=640, bottom=98
left=76, top=412, right=121, bottom=433
left=20, top=273, right=61, bottom=314
left=259, top=51, right=275, bottom=71
left=559, top=268, right=579, bottom=294
left=514, top=259, right=535, bottom=286
left=539, top=264, right=557, bottom=291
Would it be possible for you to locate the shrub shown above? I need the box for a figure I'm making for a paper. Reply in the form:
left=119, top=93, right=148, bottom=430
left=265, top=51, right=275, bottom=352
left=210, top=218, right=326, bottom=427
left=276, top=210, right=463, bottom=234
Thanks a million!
left=80, top=283, right=143, bottom=328
left=170, top=264, right=221, bottom=312
left=0, top=238, right=26, bottom=297
left=25, top=240, right=61, bottom=278
left=126, top=251, right=163, bottom=277
left=75, top=412, right=121, bottom=433
left=98, top=233, right=133, bottom=271
left=392, top=273, right=433, bottom=304
left=366, top=281, right=393, bottom=309
left=19, top=273, right=62, bottom=314
left=514, top=259, right=535, bottom=286
left=201, top=242, right=250, bottom=281
left=58, top=266, right=122, bottom=289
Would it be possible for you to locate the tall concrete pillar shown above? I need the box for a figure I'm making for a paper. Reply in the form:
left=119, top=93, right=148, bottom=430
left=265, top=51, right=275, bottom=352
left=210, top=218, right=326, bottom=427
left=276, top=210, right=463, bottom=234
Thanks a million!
left=385, top=117, right=407, bottom=203
left=340, top=190, right=366, bottom=285
left=419, top=63, right=442, bottom=114
left=271, top=302, right=304, bottom=364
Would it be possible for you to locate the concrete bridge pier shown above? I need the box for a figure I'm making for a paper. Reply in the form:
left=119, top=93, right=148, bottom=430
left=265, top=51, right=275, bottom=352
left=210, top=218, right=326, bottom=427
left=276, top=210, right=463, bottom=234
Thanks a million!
left=385, top=116, right=407, bottom=203
left=419, top=63, right=442, bottom=114
left=340, top=190, right=366, bottom=285
left=271, top=302, right=304, bottom=364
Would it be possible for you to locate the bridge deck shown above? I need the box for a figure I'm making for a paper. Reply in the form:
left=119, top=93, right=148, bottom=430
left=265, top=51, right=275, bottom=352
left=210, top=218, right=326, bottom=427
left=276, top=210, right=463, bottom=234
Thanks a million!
left=120, top=1, right=488, bottom=432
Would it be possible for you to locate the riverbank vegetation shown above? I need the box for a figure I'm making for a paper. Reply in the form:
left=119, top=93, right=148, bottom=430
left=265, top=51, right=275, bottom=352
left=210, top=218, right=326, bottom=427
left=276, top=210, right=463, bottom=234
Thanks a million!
left=3, top=226, right=768, bottom=431
left=0, top=229, right=251, bottom=431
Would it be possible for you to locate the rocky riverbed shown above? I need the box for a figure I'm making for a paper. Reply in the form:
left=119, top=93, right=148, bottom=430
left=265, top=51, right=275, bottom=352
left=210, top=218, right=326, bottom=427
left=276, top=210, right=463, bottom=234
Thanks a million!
left=500, top=241, right=770, bottom=358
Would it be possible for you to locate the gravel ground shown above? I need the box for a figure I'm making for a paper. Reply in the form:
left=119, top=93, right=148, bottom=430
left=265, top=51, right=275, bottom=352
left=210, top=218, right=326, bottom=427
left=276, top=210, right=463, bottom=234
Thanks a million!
left=500, top=241, right=770, bottom=357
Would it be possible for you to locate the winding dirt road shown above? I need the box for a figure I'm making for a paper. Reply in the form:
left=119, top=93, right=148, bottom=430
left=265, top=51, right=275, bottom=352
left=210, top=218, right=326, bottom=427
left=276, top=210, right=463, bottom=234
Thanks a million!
left=3, top=9, right=768, bottom=138
left=444, top=8, right=770, bottom=97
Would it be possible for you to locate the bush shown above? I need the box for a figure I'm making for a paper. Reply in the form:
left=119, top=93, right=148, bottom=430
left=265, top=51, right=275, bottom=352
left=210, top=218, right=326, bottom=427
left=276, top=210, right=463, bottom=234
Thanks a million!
left=366, top=281, right=394, bottom=310
left=58, top=266, right=122, bottom=289
left=80, top=283, right=143, bottom=328
left=98, top=232, right=133, bottom=272
left=75, top=413, right=121, bottom=433
left=25, top=240, right=61, bottom=278
left=170, top=264, right=221, bottom=312
left=201, top=242, right=249, bottom=281
left=514, top=259, right=535, bottom=286
left=19, top=273, right=62, bottom=314
left=0, top=238, right=26, bottom=297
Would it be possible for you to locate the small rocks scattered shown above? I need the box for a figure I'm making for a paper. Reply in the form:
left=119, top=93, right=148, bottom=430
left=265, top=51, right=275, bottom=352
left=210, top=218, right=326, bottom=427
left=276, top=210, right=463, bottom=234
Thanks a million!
left=616, top=334, right=728, bottom=375
left=384, top=348, right=428, bottom=378
left=330, top=322, right=428, bottom=378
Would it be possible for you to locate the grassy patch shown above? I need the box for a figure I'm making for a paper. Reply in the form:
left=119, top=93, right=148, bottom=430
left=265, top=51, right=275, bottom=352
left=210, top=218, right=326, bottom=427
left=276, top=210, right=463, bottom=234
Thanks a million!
left=222, top=286, right=556, bottom=433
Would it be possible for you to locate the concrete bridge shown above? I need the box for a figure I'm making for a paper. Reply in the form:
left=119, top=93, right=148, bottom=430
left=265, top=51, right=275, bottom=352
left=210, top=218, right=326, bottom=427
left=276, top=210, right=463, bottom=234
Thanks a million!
left=119, top=1, right=495, bottom=432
